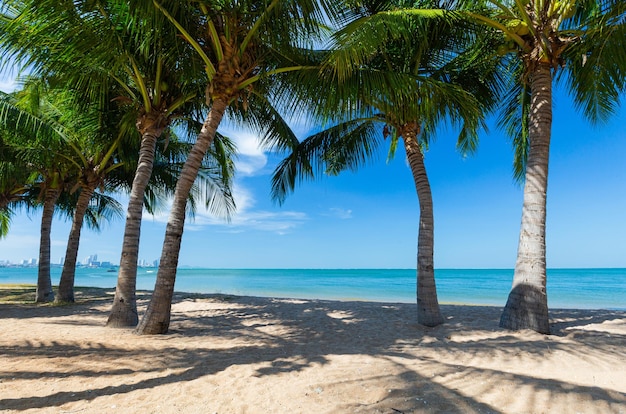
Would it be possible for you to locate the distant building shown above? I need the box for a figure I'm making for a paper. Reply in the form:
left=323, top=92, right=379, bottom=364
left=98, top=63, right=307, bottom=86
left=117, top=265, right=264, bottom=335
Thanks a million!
left=82, top=254, right=98, bottom=267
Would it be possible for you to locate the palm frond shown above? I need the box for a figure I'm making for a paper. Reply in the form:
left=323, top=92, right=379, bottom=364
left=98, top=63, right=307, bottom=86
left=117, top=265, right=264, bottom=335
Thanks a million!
left=497, top=67, right=531, bottom=182
left=271, top=118, right=381, bottom=204
left=82, top=192, right=124, bottom=230
left=0, top=208, right=11, bottom=238
left=563, top=0, right=626, bottom=123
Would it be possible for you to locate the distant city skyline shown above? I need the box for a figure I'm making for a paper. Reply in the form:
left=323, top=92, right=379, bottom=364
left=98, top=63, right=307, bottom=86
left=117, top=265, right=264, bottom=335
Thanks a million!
left=0, top=254, right=158, bottom=268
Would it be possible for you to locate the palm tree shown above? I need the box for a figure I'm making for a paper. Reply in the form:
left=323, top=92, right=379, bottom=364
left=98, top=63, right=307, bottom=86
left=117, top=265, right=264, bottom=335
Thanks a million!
left=135, top=0, right=341, bottom=334
left=455, top=0, right=626, bottom=333
left=1, top=80, right=135, bottom=303
left=365, top=0, right=624, bottom=333
left=272, top=0, right=499, bottom=327
left=53, top=99, right=127, bottom=302
left=0, top=87, right=67, bottom=302
left=0, top=0, right=206, bottom=322
left=90, top=2, right=206, bottom=327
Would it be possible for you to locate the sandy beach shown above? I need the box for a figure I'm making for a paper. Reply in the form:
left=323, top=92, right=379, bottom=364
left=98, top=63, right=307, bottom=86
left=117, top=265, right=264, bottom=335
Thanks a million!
left=0, top=286, right=625, bottom=414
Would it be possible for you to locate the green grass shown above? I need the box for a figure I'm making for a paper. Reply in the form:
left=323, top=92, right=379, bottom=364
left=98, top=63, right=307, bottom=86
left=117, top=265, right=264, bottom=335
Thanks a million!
left=0, top=284, right=115, bottom=305
left=0, top=284, right=37, bottom=303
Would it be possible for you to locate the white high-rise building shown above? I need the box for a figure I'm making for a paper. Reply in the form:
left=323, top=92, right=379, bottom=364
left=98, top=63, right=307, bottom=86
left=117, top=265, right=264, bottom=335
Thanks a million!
left=82, top=254, right=98, bottom=266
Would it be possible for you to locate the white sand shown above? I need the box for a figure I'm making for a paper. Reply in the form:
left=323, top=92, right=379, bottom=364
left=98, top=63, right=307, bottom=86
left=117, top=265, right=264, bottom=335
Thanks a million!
left=1, top=288, right=625, bottom=413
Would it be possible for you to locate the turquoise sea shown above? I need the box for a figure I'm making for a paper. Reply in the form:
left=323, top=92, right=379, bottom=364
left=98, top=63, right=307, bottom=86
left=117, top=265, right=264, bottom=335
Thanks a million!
left=0, top=267, right=624, bottom=310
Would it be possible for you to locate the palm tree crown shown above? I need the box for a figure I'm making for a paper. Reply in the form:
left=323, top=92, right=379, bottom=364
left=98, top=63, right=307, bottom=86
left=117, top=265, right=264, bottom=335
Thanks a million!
left=272, top=0, right=501, bottom=326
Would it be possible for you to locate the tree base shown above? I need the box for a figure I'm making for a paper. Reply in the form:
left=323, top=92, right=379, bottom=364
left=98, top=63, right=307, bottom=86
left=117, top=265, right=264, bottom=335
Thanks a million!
left=417, top=302, right=444, bottom=327
left=106, top=300, right=139, bottom=328
left=54, top=295, right=75, bottom=305
left=35, top=291, right=54, bottom=303
left=135, top=318, right=169, bottom=335
left=500, top=283, right=550, bottom=334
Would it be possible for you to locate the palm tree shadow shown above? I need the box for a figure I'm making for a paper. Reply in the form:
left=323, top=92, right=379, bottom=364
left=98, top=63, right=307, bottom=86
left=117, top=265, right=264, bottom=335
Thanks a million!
left=1, top=293, right=624, bottom=412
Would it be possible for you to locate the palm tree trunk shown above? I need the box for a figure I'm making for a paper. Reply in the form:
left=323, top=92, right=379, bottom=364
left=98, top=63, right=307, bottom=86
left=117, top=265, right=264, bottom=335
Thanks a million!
left=36, top=187, right=60, bottom=302
left=107, top=126, right=162, bottom=327
left=500, top=64, right=552, bottom=334
left=56, top=186, right=95, bottom=303
left=402, top=124, right=443, bottom=327
left=136, top=98, right=228, bottom=335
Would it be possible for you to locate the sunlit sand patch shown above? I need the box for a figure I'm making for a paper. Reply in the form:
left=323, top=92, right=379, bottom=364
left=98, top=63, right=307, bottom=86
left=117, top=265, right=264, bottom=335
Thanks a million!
left=270, top=298, right=309, bottom=305
left=568, top=318, right=626, bottom=335
left=171, top=297, right=248, bottom=312
left=326, top=310, right=363, bottom=324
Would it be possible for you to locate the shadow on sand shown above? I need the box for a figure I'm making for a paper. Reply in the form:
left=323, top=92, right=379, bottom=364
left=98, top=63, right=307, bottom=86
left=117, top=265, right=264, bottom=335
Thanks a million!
left=1, top=288, right=625, bottom=413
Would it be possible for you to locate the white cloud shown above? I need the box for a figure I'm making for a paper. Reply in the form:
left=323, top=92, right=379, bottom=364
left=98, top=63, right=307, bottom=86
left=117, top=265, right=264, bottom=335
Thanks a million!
left=0, top=79, right=17, bottom=93
left=228, top=130, right=268, bottom=176
left=218, top=112, right=316, bottom=177
left=219, top=209, right=307, bottom=235
left=144, top=181, right=308, bottom=235
left=0, top=65, right=20, bottom=93
left=188, top=183, right=308, bottom=234
left=326, top=208, right=353, bottom=219
left=218, top=124, right=269, bottom=177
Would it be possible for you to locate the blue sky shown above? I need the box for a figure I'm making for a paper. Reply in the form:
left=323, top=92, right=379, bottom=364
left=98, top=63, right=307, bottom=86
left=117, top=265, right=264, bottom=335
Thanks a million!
left=1, top=69, right=625, bottom=269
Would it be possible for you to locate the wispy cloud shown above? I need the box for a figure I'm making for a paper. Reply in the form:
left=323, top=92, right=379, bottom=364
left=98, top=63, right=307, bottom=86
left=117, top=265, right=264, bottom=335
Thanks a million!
left=326, top=208, right=353, bottom=219
left=145, top=182, right=308, bottom=235
left=223, top=129, right=268, bottom=176
left=187, top=183, right=308, bottom=234
left=213, top=209, right=308, bottom=235
left=219, top=114, right=315, bottom=177
left=0, top=79, right=16, bottom=93
left=0, top=66, right=19, bottom=93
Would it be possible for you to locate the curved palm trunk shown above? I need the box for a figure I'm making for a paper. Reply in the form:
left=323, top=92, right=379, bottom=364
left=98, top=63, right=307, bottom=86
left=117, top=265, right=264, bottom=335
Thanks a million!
left=136, top=99, right=228, bottom=335
left=402, top=126, right=443, bottom=327
left=107, top=126, right=162, bottom=327
left=36, top=188, right=60, bottom=303
left=500, top=64, right=552, bottom=334
left=56, top=186, right=96, bottom=303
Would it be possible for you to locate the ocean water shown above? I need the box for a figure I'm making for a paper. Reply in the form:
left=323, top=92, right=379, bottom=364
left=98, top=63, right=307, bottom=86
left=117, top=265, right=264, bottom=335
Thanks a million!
left=0, top=267, right=624, bottom=310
